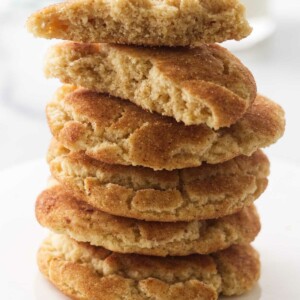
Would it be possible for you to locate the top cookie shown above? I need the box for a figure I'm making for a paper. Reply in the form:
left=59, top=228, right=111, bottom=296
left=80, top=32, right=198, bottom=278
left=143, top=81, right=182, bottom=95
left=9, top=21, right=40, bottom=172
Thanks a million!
left=26, top=0, right=251, bottom=46
left=45, top=42, right=257, bottom=128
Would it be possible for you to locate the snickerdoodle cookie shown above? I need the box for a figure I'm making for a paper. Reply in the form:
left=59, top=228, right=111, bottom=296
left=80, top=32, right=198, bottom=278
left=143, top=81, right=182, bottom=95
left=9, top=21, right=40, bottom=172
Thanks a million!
left=36, top=184, right=260, bottom=256
left=48, top=140, right=269, bottom=221
left=45, top=42, right=256, bottom=128
left=38, top=233, right=260, bottom=299
left=27, top=0, right=251, bottom=46
left=47, top=85, right=284, bottom=170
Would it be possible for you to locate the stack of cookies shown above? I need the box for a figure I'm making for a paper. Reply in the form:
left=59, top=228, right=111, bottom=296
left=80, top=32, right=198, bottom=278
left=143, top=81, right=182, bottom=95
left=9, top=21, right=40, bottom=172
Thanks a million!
left=27, top=0, right=285, bottom=299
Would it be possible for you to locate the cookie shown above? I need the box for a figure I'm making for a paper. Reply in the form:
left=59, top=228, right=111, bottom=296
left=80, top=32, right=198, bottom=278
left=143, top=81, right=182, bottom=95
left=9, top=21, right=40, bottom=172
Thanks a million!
left=45, top=42, right=257, bottom=128
left=47, top=85, right=285, bottom=170
left=27, top=0, right=251, bottom=46
left=36, top=184, right=260, bottom=256
left=48, top=139, right=269, bottom=222
left=38, top=233, right=260, bottom=299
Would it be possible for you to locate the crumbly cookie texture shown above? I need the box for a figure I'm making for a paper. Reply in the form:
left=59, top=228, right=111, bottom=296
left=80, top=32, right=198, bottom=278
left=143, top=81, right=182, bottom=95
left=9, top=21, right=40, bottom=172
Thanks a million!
left=38, top=234, right=260, bottom=299
left=45, top=42, right=257, bottom=128
left=27, top=0, right=252, bottom=46
left=48, top=140, right=269, bottom=222
left=47, top=85, right=285, bottom=170
left=36, top=184, right=260, bottom=256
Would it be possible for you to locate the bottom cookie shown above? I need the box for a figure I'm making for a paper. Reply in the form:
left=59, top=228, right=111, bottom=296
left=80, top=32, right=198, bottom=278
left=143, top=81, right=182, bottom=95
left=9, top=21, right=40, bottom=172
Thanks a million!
left=38, top=233, right=260, bottom=300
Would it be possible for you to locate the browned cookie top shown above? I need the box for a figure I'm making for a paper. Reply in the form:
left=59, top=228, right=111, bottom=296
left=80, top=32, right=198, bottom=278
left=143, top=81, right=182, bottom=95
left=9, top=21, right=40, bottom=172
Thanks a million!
left=47, top=85, right=285, bottom=170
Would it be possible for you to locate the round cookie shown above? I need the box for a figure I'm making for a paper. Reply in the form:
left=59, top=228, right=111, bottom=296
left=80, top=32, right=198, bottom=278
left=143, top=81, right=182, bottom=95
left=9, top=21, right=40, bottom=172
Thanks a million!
left=46, top=85, right=285, bottom=170
left=27, top=0, right=251, bottom=46
left=45, top=42, right=257, bottom=129
left=38, top=233, right=260, bottom=300
left=48, top=140, right=269, bottom=222
left=36, top=184, right=261, bottom=256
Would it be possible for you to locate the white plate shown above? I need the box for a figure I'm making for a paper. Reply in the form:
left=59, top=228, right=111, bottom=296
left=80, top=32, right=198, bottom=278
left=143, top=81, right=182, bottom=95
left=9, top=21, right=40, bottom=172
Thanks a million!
left=0, top=157, right=299, bottom=299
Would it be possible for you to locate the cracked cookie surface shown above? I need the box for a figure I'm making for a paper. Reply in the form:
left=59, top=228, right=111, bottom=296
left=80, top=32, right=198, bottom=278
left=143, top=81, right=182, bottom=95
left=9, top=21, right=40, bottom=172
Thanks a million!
left=48, top=140, right=269, bottom=221
left=36, top=184, right=260, bottom=256
left=45, top=42, right=257, bottom=128
left=47, top=86, right=285, bottom=170
left=37, top=233, right=260, bottom=299
left=27, top=0, right=251, bottom=46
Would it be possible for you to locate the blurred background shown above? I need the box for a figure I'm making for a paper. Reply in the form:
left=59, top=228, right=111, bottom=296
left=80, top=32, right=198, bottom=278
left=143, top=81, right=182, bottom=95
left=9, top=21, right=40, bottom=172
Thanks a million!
left=0, top=0, right=299, bottom=170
